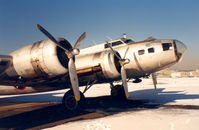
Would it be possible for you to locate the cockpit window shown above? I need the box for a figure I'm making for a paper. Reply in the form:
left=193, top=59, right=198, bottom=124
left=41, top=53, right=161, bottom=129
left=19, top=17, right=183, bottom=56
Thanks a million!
left=104, top=41, right=123, bottom=48
left=138, top=49, right=145, bottom=55
left=162, top=43, right=172, bottom=51
left=112, top=41, right=123, bottom=47
left=104, top=43, right=110, bottom=48
left=122, top=39, right=134, bottom=44
left=0, top=61, right=8, bottom=66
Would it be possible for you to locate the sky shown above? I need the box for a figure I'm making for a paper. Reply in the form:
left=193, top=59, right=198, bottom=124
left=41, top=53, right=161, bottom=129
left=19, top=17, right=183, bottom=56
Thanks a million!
left=0, top=0, right=199, bottom=70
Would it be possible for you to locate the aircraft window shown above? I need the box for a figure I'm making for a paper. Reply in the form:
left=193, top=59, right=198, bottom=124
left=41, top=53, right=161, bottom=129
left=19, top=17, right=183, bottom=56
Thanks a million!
left=105, top=41, right=123, bottom=48
left=104, top=43, right=110, bottom=48
left=148, top=48, right=154, bottom=53
left=138, top=49, right=145, bottom=55
left=112, top=41, right=123, bottom=47
left=162, top=43, right=172, bottom=51
left=123, top=39, right=134, bottom=44
left=0, top=61, right=7, bottom=66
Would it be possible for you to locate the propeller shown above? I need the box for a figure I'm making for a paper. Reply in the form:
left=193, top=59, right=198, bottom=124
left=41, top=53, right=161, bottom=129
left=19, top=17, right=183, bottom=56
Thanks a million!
left=37, top=24, right=86, bottom=101
left=151, top=72, right=157, bottom=89
left=123, top=46, right=129, bottom=59
left=106, top=41, right=130, bottom=98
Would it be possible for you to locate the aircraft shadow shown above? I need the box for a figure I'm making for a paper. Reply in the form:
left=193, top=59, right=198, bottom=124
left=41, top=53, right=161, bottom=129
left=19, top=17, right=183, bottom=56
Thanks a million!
left=129, top=88, right=199, bottom=104
left=0, top=88, right=199, bottom=129
left=0, top=92, right=63, bottom=102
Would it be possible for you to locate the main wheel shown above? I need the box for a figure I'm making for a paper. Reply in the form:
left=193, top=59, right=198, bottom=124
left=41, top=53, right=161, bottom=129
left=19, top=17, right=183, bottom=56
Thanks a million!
left=111, top=85, right=127, bottom=101
left=62, top=90, right=86, bottom=112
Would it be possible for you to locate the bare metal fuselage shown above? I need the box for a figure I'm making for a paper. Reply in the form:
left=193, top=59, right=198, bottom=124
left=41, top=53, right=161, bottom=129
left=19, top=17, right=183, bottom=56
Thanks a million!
left=0, top=38, right=186, bottom=95
left=77, top=38, right=185, bottom=79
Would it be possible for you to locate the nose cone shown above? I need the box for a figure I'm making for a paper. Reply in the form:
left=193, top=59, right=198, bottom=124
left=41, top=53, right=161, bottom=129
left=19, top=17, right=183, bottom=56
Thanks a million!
left=174, top=40, right=187, bottom=62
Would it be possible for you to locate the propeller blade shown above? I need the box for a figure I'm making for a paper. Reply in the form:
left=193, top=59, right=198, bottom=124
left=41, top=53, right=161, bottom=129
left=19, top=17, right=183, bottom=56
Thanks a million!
left=121, top=66, right=129, bottom=98
left=37, top=24, right=84, bottom=101
left=68, top=58, right=80, bottom=101
left=152, top=73, right=157, bottom=89
left=123, top=47, right=130, bottom=59
left=37, top=24, right=68, bottom=51
left=106, top=41, right=129, bottom=98
left=74, top=32, right=87, bottom=49
left=106, top=41, right=122, bottom=60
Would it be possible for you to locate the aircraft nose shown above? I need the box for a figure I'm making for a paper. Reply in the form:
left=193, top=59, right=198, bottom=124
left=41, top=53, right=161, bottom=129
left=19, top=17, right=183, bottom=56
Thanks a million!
left=174, top=40, right=187, bottom=62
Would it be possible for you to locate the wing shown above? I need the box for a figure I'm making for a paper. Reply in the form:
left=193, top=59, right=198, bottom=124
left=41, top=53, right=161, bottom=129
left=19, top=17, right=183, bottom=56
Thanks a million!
left=0, top=55, right=12, bottom=74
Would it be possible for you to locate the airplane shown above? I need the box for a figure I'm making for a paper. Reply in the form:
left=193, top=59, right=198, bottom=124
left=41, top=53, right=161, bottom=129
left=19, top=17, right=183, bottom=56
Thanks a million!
left=0, top=24, right=187, bottom=112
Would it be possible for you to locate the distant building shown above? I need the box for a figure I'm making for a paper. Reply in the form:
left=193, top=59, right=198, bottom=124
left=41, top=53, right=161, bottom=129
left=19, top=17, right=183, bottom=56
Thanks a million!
left=171, top=72, right=181, bottom=78
left=156, top=69, right=199, bottom=78
left=189, top=72, right=194, bottom=77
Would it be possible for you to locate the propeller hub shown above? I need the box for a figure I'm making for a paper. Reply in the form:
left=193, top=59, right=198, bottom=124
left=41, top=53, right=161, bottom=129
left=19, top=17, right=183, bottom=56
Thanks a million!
left=120, top=59, right=130, bottom=66
left=72, top=48, right=80, bottom=55
left=37, top=24, right=86, bottom=102
left=124, top=59, right=130, bottom=64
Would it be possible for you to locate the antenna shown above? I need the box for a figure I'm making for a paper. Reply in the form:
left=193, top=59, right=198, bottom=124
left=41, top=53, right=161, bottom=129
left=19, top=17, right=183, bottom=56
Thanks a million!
left=124, top=33, right=136, bottom=42
left=92, top=40, right=97, bottom=45
left=106, top=36, right=113, bottom=41
left=123, top=33, right=127, bottom=39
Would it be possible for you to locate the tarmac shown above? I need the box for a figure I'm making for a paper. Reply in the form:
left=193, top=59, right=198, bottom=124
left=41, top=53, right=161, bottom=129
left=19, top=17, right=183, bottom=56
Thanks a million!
left=0, top=96, right=199, bottom=130
left=0, top=78, right=199, bottom=129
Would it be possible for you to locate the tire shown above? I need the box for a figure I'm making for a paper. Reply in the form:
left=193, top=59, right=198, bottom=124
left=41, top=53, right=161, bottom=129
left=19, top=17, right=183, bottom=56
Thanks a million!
left=111, top=85, right=127, bottom=101
left=62, top=90, right=86, bottom=113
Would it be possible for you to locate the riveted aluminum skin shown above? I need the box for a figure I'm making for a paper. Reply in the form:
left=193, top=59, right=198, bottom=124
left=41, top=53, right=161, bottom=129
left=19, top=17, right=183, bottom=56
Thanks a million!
left=113, top=39, right=178, bottom=77
left=76, top=50, right=121, bottom=79
left=8, top=38, right=71, bottom=79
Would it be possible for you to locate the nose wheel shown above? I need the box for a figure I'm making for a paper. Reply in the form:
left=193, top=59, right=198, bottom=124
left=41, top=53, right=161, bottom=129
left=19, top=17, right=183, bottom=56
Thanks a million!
left=110, top=84, right=127, bottom=101
left=62, top=90, right=86, bottom=112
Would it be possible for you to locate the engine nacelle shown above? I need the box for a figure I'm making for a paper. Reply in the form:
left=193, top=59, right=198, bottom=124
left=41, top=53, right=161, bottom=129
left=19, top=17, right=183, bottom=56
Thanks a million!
left=100, top=51, right=121, bottom=79
left=76, top=50, right=121, bottom=80
left=7, top=38, right=72, bottom=79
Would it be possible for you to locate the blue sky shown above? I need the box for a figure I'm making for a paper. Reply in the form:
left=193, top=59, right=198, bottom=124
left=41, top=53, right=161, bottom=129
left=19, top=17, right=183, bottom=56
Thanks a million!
left=0, top=0, right=199, bottom=70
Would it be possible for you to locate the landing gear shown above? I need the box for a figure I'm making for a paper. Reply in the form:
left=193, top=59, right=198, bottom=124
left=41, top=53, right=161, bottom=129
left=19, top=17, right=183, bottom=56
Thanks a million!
left=110, top=84, right=127, bottom=101
left=62, top=90, right=86, bottom=112
left=133, top=78, right=142, bottom=83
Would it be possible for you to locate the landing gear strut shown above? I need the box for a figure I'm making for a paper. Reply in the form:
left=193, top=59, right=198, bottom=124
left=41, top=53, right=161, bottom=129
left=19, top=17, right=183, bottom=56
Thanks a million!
left=110, top=84, right=127, bottom=101
left=62, top=90, right=86, bottom=112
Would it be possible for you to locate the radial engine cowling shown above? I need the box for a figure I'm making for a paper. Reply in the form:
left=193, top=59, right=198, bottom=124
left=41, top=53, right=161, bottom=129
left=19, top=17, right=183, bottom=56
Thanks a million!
left=76, top=50, right=121, bottom=80
left=8, top=38, right=72, bottom=79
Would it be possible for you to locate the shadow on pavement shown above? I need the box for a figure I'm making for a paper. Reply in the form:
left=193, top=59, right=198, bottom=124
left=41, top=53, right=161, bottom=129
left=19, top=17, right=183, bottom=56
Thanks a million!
left=0, top=96, right=155, bottom=129
left=1, top=87, right=199, bottom=129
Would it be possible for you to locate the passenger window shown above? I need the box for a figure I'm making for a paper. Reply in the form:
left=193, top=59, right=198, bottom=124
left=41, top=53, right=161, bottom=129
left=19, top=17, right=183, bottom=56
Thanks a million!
left=138, top=49, right=145, bottom=55
left=162, top=43, right=172, bottom=51
left=148, top=48, right=154, bottom=53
